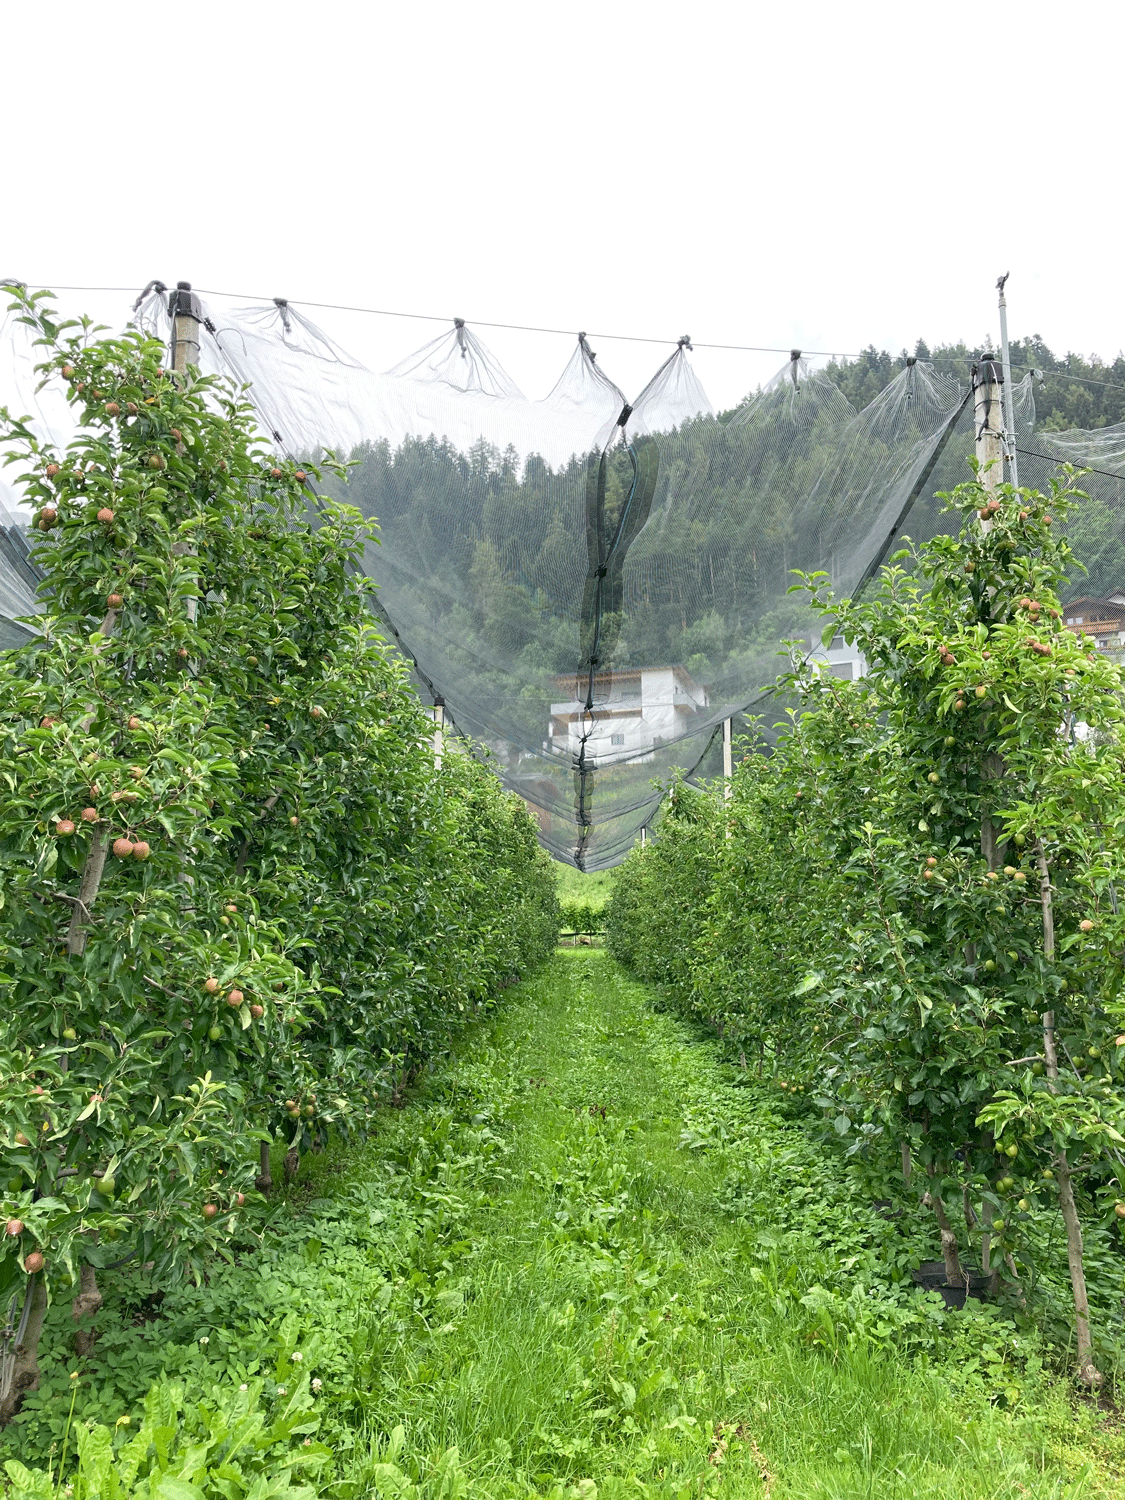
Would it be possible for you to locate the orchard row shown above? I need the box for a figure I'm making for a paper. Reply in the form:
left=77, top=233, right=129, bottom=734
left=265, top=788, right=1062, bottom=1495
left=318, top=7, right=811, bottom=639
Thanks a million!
left=0, top=291, right=559, bottom=1424
left=608, top=473, right=1125, bottom=1387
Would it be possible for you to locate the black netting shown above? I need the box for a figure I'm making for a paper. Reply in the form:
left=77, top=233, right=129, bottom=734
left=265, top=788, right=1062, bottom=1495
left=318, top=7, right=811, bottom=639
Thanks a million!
left=4, top=288, right=1125, bottom=866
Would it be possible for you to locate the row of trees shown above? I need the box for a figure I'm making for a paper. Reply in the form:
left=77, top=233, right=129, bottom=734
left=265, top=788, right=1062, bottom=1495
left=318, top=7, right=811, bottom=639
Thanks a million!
left=0, top=292, right=559, bottom=1423
left=606, top=472, right=1125, bottom=1386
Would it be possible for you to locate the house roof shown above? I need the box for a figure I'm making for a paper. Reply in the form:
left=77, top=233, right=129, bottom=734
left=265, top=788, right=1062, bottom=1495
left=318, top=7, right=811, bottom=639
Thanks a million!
left=1063, top=597, right=1125, bottom=614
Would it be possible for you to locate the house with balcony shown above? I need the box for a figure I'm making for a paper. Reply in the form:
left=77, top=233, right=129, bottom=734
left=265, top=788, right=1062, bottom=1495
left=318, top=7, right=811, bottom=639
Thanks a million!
left=548, top=665, right=709, bottom=765
left=1063, top=593, right=1125, bottom=653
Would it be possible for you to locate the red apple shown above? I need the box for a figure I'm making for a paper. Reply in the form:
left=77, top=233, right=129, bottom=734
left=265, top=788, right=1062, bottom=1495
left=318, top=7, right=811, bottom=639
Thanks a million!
left=24, top=1251, right=45, bottom=1274
left=56, top=819, right=76, bottom=836
left=250, top=1004, right=264, bottom=1019
left=96, top=507, right=115, bottom=524
left=132, top=841, right=150, bottom=860
left=227, top=989, right=244, bottom=1008
left=5, top=1219, right=24, bottom=1237
left=81, top=807, right=98, bottom=823
left=112, top=837, right=134, bottom=858
left=202, top=1203, right=217, bottom=1220
left=204, top=977, right=220, bottom=994
left=107, top=592, right=124, bottom=609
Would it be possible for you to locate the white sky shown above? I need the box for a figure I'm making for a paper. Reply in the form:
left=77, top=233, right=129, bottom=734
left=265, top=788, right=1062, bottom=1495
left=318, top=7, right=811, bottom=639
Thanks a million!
left=4, top=0, right=1124, bottom=414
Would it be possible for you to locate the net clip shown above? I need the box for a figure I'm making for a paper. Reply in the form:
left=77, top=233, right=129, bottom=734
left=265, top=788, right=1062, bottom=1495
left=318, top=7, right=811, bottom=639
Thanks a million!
left=678, top=335, right=692, bottom=350
left=454, top=317, right=468, bottom=357
left=617, top=403, right=632, bottom=428
left=273, top=297, right=292, bottom=334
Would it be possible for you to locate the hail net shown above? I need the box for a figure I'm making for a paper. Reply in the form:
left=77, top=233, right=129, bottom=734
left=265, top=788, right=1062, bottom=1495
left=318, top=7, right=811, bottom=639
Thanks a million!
left=2, top=290, right=1123, bottom=867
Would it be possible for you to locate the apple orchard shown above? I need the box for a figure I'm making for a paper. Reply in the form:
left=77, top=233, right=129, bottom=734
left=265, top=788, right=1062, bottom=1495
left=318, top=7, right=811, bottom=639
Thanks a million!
left=0, top=289, right=558, bottom=1423
left=606, top=472, right=1125, bottom=1388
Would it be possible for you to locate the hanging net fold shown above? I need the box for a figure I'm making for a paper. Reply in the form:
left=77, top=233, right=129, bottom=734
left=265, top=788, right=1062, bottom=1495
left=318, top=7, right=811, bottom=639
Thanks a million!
left=3, top=287, right=1125, bottom=866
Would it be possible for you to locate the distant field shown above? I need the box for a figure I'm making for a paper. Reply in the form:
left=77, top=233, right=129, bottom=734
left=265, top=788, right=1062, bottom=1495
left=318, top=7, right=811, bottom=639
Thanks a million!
left=554, top=861, right=615, bottom=911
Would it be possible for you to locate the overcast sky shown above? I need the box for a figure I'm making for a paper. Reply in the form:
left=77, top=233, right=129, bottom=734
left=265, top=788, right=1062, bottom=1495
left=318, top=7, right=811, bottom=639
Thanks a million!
left=5, top=0, right=1123, bottom=413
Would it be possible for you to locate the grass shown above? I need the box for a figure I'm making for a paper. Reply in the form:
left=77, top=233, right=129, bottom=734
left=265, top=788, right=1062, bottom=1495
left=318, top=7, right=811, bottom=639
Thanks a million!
left=9, top=952, right=1124, bottom=1497
left=554, top=862, right=616, bottom=912
left=328, top=949, right=1122, bottom=1498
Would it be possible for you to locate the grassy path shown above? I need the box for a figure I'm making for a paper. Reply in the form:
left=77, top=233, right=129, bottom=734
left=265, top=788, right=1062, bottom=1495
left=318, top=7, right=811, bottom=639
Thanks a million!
left=335, top=950, right=1120, bottom=1498
left=10, top=952, right=1120, bottom=1496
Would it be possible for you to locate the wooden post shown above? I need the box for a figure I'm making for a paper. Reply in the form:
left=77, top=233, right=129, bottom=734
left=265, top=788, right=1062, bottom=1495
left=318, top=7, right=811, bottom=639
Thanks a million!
left=972, top=357, right=1004, bottom=510
left=432, top=698, right=444, bottom=769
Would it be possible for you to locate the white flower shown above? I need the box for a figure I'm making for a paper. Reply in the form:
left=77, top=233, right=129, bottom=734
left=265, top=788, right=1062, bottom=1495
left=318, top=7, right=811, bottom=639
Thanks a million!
left=291, top=1351, right=303, bottom=1363
left=199, top=1336, right=209, bottom=1345
left=311, top=1378, right=322, bottom=1392
left=303, top=1438, right=312, bottom=1446
left=239, top=1384, right=248, bottom=1392
left=277, top=1387, right=287, bottom=1396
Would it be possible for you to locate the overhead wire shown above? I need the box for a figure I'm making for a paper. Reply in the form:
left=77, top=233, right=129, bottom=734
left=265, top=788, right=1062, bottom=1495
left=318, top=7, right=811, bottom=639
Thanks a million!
left=19, top=281, right=1125, bottom=405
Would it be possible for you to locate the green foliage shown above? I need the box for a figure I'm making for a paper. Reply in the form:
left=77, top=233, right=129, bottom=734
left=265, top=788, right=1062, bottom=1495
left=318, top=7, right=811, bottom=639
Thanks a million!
left=0, top=290, right=557, bottom=1414
left=4, top=1376, right=328, bottom=1499
left=554, top=864, right=614, bottom=914
left=607, top=473, right=1125, bottom=1376
left=558, top=901, right=604, bottom=936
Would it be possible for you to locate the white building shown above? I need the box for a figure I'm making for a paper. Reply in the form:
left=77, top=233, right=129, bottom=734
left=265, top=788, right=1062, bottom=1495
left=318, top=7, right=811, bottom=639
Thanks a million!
left=548, top=665, right=709, bottom=765
left=806, top=630, right=867, bottom=682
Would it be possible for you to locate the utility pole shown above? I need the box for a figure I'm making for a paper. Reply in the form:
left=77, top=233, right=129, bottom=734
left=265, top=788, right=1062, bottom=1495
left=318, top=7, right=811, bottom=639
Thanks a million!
left=996, top=275, right=1020, bottom=490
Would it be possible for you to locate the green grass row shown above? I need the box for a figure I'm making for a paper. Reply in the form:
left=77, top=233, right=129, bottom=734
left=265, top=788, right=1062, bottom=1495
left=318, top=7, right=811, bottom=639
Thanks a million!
left=8, top=952, right=1124, bottom=1497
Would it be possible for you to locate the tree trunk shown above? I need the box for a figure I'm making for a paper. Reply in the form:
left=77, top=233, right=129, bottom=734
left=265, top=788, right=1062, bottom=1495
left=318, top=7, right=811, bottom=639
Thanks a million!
left=67, top=829, right=110, bottom=957
left=0, top=1274, right=48, bottom=1427
left=72, top=1264, right=103, bottom=1358
left=256, top=1138, right=274, bottom=1197
left=1037, top=839, right=1102, bottom=1386
left=283, top=1147, right=300, bottom=1183
left=923, top=1191, right=964, bottom=1283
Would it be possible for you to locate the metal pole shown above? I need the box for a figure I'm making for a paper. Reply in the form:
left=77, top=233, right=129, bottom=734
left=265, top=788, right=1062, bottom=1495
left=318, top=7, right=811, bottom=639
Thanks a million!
left=722, top=717, right=732, bottom=800
left=996, top=274, right=1020, bottom=490
left=640, top=826, right=647, bottom=850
